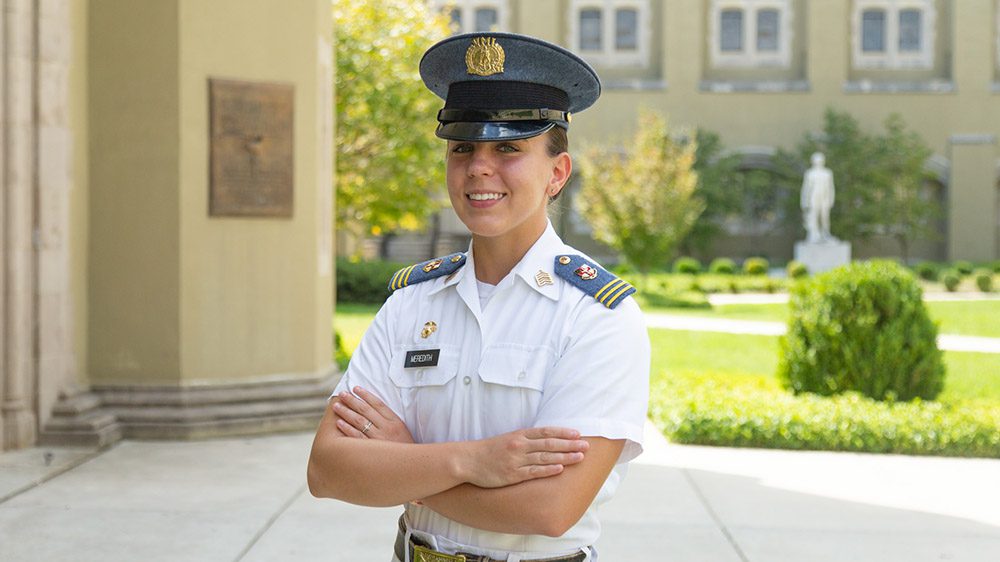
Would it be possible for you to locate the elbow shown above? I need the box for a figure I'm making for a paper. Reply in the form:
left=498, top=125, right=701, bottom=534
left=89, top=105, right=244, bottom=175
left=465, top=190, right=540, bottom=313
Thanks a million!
left=532, top=504, right=586, bottom=538
left=306, top=459, right=331, bottom=499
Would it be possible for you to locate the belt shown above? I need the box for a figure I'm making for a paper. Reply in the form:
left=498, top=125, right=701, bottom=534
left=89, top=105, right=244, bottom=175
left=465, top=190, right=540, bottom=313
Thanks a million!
left=394, top=516, right=588, bottom=562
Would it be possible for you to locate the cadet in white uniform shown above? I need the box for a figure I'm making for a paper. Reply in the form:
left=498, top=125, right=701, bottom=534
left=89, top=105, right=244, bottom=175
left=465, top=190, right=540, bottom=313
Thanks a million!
left=308, top=32, right=650, bottom=562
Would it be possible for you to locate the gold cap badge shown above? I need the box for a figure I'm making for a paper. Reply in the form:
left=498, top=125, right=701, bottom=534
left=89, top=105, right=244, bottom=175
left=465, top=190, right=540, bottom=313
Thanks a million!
left=466, top=37, right=505, bottom=76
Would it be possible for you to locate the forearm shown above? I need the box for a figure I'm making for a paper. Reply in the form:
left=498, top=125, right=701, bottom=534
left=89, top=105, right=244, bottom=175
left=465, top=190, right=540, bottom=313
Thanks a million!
left=419, top=438, right=624, bottom=537
left=308, top=432, right=467, bottom=507
left=419, top=473, right=575, bottom=537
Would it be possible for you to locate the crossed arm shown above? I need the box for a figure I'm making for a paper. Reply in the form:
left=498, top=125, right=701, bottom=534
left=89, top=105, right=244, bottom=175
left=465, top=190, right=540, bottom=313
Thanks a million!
left=307, top=388, right=624, bottom=537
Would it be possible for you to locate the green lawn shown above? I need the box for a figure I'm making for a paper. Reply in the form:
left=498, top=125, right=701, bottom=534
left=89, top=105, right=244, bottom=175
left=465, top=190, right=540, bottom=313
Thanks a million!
left=648, top=329, right=1000, bottom=403
left=646, top=299, right=1000, bottom=338
left=333, top=303, right=380, bottom=355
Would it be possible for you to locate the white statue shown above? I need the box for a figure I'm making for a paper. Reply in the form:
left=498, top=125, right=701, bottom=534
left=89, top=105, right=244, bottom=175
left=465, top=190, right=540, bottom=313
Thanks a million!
left=801, top=152, right=836, bottom=243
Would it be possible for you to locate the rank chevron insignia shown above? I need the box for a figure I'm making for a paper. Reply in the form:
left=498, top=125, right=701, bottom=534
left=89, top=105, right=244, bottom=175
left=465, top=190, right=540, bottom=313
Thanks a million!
left=388, top=253, right=467, bottom=292
left=553, top=255, right=636, bottom=309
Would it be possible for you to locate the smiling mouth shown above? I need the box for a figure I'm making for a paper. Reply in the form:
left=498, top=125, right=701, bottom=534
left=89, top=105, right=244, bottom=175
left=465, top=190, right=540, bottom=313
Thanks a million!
left=467, top=193, right=506, bottom=201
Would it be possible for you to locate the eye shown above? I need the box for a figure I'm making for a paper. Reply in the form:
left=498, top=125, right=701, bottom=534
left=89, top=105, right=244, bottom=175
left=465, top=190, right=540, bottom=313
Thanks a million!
left=451, top=143, right=473, bottom=154
left=497, top=143, right=520, bottom=153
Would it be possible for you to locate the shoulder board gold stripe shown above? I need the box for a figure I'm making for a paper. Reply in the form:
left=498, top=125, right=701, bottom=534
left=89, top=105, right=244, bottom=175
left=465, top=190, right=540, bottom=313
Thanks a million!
left=604, top=283, right=634, bottom=308
left=390, top=268, right=405, bottom=290
left=397, top=265, right=415, bottom=288
left=594, top=278, right=622, bottom=301
left=402, top=264, right=417, bottom=287
left=598, top=280, right=627, bottom=304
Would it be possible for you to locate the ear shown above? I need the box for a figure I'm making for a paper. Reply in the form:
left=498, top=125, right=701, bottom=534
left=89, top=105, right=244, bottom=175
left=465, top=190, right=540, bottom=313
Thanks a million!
left=548, top=152, right=572, bottom=197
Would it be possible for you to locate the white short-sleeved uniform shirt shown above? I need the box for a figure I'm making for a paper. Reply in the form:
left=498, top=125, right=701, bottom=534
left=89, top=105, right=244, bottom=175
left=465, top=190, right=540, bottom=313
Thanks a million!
left=334, top=223, right=650, bottom=558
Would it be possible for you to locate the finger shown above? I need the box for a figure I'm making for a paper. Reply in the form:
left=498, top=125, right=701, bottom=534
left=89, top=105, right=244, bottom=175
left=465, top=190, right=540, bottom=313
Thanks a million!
left=526, top=451, right=584, bottom=466
left=525, top=427, right=580, bottom=440
left=338, top=391, right=379, bottom=422
left=354, top=387, right=397, bottom=421
left=336, top=418, right=368, bottom=439
left=332, top=400, right=375, bottom=434
left=526, top=438, right=590, bottom=454
left=519, top=464, right=564, bottom=481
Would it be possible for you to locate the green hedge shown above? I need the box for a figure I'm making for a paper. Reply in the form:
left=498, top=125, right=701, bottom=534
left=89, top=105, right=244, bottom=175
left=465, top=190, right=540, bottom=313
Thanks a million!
left=336, top=257, right=408, bottom=304
left=650, top=373, right=1000, bottom=458
left=779, top=260, right=944, bottom=401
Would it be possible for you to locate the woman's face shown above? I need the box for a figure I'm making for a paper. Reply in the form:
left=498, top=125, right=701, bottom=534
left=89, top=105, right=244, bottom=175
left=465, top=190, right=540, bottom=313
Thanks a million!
left=446, top=133, right=570, bottom=245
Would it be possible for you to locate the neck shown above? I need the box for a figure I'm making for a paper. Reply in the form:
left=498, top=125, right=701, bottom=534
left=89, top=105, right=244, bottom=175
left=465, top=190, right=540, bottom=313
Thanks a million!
left=471, top=220, right=547, bottom=285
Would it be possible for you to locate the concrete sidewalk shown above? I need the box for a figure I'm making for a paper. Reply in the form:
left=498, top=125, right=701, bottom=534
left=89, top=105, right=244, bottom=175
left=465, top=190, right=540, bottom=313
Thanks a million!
left=2, top=423, right=998, bottom=561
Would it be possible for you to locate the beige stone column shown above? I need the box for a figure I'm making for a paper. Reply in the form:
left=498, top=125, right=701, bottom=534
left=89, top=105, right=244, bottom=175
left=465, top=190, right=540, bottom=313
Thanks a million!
left=2, top=0, right=38, bottom=450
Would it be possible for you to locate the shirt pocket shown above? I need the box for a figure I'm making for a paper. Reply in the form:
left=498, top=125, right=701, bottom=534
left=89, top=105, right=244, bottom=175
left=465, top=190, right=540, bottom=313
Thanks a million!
left=477, top=344, right=553, bottom=432
left=387, top=346, right=460, bottom=388
left=387, top=346, right=460, bottom=440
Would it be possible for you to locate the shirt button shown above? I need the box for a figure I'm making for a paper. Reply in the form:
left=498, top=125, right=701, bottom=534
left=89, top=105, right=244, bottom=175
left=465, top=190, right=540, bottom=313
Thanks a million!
left=463, top=376, right=472, bottom=385
left=416, top=370, right=424, bottom=380
left=517, top=371, right=526, bottom=380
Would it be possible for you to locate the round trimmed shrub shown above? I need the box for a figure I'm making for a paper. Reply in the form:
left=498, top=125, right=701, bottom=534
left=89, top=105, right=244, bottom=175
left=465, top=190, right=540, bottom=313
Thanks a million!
left=743, top=257, right=769, bottom=276
left=975, top=270, right=994, bottom=292
left=778, top=260, right=945, bottom=402
left=953, top=260, right=974, bottom=276
left=709, top=257, right=737, bottom=275
left=941, top=269, right=961, bottom=292
left=786, top=260, right=808, bottom=279
left=914, top=261, right=938, bottom=282
left=992, top=261, right=1000, bottom=274
left=673, top=256, right=701, bottom=275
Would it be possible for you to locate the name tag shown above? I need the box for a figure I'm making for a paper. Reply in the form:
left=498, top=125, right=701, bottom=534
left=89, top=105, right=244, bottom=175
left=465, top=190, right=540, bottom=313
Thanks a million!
left=404, top=349, right=440, bottom=368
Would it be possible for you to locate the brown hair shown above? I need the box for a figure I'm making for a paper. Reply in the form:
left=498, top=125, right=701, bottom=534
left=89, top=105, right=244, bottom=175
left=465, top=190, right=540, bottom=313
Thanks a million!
left=546, top=127, right=569, bottom=202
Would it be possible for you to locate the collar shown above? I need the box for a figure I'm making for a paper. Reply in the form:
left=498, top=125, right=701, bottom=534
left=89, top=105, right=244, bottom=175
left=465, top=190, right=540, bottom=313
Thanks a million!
left=426, top=222, right=565, bottom=301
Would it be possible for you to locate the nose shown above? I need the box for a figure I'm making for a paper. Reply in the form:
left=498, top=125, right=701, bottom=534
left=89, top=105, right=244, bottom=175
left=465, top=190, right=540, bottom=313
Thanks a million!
left=466, top=145, right=494, bottom=177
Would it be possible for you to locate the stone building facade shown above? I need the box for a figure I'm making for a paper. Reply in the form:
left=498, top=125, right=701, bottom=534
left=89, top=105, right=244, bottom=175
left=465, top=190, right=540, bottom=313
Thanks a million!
left=381, top=0, right=1000, bottom=266
left=1, top=0, right=334, bottom=451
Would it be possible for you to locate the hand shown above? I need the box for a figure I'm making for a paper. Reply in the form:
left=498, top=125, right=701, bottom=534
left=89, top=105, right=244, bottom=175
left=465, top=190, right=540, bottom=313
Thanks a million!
left=459, top=427, right=589, bottom=489
left=332, top=387, right=414, bottom=444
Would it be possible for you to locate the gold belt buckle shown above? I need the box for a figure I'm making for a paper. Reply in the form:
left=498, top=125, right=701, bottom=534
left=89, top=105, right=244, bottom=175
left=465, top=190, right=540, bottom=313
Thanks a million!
left=413, top=544, right=466, bottom=562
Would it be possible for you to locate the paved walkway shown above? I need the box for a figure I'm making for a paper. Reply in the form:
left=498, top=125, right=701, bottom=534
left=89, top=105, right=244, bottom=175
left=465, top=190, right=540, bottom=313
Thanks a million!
left=2, top=424, right=999, bottom=561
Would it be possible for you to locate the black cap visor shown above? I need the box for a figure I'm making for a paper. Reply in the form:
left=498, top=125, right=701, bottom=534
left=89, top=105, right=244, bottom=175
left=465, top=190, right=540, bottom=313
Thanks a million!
left=436, top=120, right=557, bottom=141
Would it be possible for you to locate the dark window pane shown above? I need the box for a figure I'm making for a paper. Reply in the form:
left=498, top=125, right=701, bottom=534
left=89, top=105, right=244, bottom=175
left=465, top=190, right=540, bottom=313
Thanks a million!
left=862, top=10, right=885, bottom=52
left=580, top=9, right=602, bottom=51
left=899, top=9, right=922, bottom=51
left=720, top=9, right=743, bottom=52
left=474, top=8, right=497, bottom=32
left=757, top=9, right=779, bottom=51
left=447, top=7, right=462, bottom=33
left=615, top=8, right=638, bottom=50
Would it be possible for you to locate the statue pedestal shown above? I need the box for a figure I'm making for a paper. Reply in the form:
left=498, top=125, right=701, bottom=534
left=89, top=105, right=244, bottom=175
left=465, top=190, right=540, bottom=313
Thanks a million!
left=794, top=239, right=851, bottom=274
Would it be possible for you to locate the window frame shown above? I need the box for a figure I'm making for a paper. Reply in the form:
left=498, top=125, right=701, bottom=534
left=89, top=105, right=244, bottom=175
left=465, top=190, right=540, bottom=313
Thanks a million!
left=568, top=0, right=651, bottom=67
left=709, top=0, right=793, bottom=69
left=429, top=0, right=509, bottom=34
left=852, top=0, right=935, bottom=70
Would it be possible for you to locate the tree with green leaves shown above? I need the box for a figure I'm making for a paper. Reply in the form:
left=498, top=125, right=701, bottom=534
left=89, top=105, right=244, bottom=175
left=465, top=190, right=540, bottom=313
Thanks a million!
left=333, top=0, right=451, bottom=251
left=576, top=110, right=704, bottom=274
left=773, top=108, right=939, bottom=262
left=680, top=129, right=743, bottom=255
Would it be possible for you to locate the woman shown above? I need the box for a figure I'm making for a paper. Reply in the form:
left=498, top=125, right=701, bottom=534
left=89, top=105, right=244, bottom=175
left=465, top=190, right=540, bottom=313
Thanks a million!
left=308, top=32, right=650, bottom=562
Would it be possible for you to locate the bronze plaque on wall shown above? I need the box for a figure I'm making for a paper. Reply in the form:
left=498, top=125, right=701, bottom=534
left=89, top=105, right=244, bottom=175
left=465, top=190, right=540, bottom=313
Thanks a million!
left=209, top=78, right=294, bottom=217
